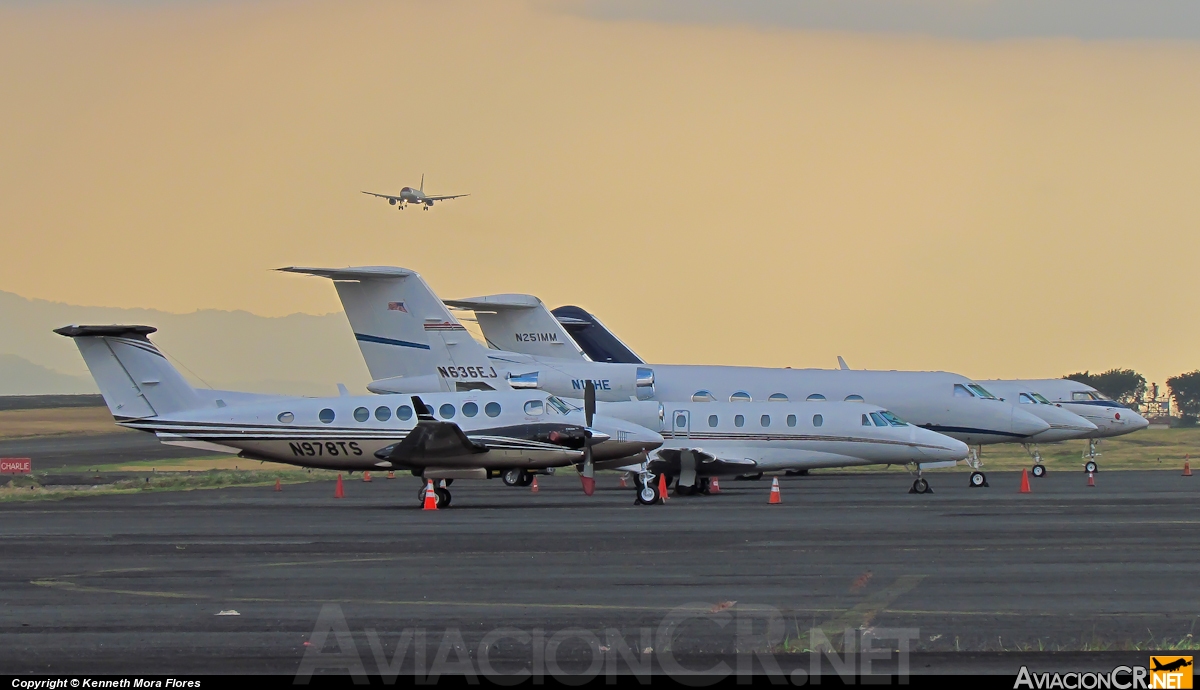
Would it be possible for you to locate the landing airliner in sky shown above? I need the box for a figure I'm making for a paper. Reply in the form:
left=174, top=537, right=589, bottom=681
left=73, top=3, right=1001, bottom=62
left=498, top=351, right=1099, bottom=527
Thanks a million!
left=362, top=174, right=467, bottom=210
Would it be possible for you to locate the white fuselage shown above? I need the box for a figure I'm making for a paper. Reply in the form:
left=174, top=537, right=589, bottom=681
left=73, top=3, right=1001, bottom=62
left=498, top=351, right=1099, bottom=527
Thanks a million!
left=122, top=390, right=661, bottom=473
left=632, top=400, right=968, bottom=475
left=998, top=379, right=1150, bottom=439
left=439, top=359, right=1053, bottom=446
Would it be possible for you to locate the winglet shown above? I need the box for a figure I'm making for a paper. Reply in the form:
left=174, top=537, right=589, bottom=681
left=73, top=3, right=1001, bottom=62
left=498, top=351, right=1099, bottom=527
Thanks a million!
left=412, top=395, right=435, bottom=421
left=837, top=356, right=850, bottom=371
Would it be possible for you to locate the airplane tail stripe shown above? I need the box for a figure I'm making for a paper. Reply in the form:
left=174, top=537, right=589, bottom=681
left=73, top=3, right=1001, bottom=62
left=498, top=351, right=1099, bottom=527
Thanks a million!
left=354, top=333, right=431, bottom=350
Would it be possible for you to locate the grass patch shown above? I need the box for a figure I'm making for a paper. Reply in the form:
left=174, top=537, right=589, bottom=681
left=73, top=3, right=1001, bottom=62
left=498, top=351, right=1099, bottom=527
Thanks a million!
left=1, top=464, right=342, bottom=502
left=0, top=406, right=129, bottom=438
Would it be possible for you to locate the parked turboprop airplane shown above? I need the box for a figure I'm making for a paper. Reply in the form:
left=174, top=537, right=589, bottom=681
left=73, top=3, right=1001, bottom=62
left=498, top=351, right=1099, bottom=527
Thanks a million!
left=279, top=266, right=1050, bottom=489
left=55, top=324, right=661, bottom=508
left=986, top=378, right=1149, bottom=473
left=362, top=174, right=467, bottom=210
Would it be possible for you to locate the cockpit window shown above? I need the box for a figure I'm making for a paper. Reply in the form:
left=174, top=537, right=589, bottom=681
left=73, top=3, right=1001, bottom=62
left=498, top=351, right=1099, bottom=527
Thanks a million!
left=524, top=400, right=544, bottom=415
left=1072, top=392, right=1092, bottom=401
left=967, top=384, right=997, bottom=399
left=862, top=414, right=871, bottom=426
left=869, top=412, right=888, bottom=427
left=1018, top=393, right=1035, bottom=404
left=954, top=384, right=974, bottom=398
left=1031, top=393, right=1052, bottom=404
left=880, top=410, right=908, bottom=426
left=546, top=396, right=573, bottom=415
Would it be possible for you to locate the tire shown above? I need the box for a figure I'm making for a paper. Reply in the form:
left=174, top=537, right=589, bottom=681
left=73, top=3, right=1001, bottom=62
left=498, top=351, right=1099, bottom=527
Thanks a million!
left=1085, top=461, right=1098, bottom=474
left=501, top=469, right=521, bottom=487
left=969, top=471, right=986, bottom=487
left=914, top=478, right=929, bottom=494
left=636, top=476, right=659, bottom=505
left=1031, top=464, right=1046, bottom=478
left=435, top=487, right=451, bottom=508
left=417, top=486, right=430, bottom=504
left=518, top=471, right=534, bottom=487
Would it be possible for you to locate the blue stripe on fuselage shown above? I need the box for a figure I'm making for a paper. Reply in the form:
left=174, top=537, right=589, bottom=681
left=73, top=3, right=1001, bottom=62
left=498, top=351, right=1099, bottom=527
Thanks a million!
left=923, top=424, right=1029, bottom=439
left=354, top=333, right=431, bottom=350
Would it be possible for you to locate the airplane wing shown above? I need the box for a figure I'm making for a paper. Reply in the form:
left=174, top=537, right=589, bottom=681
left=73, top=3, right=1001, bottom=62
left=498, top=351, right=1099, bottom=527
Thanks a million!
left=362, top=191, right=399, bottom=201
left=422, top=194, right=469, bottom=202
left=374, top=396, right=488, bottom=465
left=651, top=447, right=757, bottom=475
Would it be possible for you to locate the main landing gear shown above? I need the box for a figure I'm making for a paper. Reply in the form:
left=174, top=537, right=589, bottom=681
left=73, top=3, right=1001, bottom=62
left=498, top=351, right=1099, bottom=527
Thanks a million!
left=501, top=468, right=534, bottom=487
left=674, top=477, right=711, bottom=496
left=417, top=483, right=452, bottom=508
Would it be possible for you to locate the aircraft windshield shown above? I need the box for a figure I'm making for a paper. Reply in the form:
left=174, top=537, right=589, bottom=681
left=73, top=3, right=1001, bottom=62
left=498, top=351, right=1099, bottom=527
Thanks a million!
left=1031, top=393, right=1052, bottom=404
left=967, top=384, right=997, bottom=400
left=545, top=395, right=575, bottom=415
left=880, top=410, right=908, bottom=427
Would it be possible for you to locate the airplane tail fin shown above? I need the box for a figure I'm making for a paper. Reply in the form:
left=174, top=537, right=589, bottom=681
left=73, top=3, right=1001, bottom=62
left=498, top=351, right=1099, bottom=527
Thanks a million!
left=53, top=325, right=202, bottom=418
left=443, top=294, right=588, bottom=361
left=420, top=173, right=424, bottom=193
left=550, top=306, right=644, bottom=364
left=277, top=266, right=508, bottom=392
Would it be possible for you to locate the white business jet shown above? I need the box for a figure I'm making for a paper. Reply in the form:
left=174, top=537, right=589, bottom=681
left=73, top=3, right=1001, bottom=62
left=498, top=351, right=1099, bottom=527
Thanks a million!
left=278, top=267, right=1042, bottom=491
left=55, top=324, right=661, bottom=508
left=986, top=378, right=1149, bottom=474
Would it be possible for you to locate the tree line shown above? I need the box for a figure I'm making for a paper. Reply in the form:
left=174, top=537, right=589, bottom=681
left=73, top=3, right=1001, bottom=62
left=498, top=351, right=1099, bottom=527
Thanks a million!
left=1064, top=368, right=1200, bottom=422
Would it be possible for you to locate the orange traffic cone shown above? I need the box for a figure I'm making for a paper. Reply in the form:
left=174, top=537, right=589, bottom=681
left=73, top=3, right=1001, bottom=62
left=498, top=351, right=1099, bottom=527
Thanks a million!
left=531, top=476, right=539, bottom=493
left=387, top=471, right=395, bottom=479
left=1019, top=468, right=1031, bottom=493
left=768, top=476, right=782, bottom=504
left=274, top=478, right=282, bottom=492
left=709, top=477, right=720, bottom=494
left=657, top=473, right=669, bottom=502
left=1087, top=471, right=1095, bottom=487
left=422, top=480, right=438, bottom=510
left=334, top=474, right=345, bottom=498
left=1184, top=455, right=1192, bottom=477
left=618, top=474, right=628, bottom=488
left=362, top=471, right=372, bottom=483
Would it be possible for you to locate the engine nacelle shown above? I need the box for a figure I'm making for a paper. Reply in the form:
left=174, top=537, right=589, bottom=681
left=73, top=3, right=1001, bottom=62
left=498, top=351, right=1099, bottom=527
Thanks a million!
left=388, top=198, right=397, bottom=205
left=510, top=363, right=655, bottom=403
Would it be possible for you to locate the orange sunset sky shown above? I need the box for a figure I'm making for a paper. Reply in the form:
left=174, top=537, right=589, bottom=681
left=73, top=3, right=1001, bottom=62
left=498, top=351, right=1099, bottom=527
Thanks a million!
left=2, top=0, right=1199, bottom=386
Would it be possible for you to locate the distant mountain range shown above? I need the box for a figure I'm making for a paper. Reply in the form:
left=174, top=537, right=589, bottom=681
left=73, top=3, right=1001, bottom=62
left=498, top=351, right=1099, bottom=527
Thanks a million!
left=0, top=290, right=371, bottom=396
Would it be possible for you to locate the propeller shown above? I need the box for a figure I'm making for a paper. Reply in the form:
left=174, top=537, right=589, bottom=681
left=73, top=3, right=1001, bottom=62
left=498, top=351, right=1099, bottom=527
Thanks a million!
left=580, top=380, right=597, bottom=496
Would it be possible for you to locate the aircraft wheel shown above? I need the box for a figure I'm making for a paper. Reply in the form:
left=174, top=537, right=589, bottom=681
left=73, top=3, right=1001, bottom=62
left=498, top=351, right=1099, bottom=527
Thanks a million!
left=911, top=478, right=930, bottom=494
left=518, top=471, right=534, bottom=487
left=501, top=469, right=521, bottom=486
left=969, top=471, right=988, bottom=488
left=1031, top=464, right=1046, bottom=478
left=785, top=469, right=809, bottom=476
left=417, top=486, right=429, bottom=504
left=435, top=487, right=451, bottom=508
left=1085, top=461, right=1098, bottom=474
left=675, top=483, right=694, bottom=497
left=697, top=477, right=710, bottom=495
left=636, top=480, right=659, bottom=505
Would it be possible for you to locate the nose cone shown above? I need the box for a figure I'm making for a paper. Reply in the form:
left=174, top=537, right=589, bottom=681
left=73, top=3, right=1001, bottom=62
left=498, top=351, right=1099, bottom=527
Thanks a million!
left=1119, top=408, right=1150, bottom=432
left=1011, top=407, right=1051, bottom=438
left=589, top=415, right=663, bottom=461
left=916, top=429, right=969, bottom=461
left=1025, top=406, right=1098, bottom=443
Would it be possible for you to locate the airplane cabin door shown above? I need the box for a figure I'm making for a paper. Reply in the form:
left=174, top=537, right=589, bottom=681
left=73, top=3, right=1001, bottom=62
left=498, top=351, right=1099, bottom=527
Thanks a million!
left=672, top=409, right=691, bottom=439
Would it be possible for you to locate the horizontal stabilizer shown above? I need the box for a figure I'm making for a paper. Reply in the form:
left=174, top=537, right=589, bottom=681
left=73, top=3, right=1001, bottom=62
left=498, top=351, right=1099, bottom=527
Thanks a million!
left=276, top=266, right=415, bottom=281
